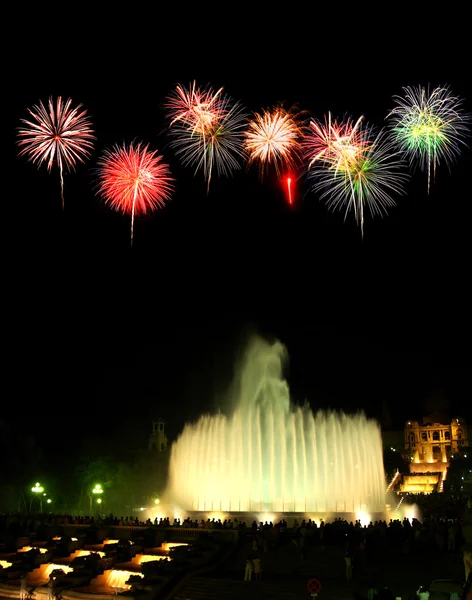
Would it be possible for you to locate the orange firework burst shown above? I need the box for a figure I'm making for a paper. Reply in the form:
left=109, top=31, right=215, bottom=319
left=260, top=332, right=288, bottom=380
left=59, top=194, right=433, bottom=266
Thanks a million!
left=244, top=105, right=306, bottom=178
left=95, top=140, right=174, bottom=247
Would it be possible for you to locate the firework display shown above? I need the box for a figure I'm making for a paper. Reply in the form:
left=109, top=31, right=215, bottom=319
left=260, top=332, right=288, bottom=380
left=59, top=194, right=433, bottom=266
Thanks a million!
left=164, top=81, right=248, bottom=191
left=95, top=141, right=174, bottom=246
left=17, top=96, right=95, bottom=209
left=387, top=84, right=471, bottom=192
left=244, top=105, right=306, bottom=178
left=16, top=82, right=470, bottom=238
left=304, top=113, right=409, bottom=235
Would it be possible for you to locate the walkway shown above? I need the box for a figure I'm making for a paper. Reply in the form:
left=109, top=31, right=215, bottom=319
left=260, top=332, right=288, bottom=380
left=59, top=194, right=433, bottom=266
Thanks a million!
left=166, top=535, right=465, bottom=600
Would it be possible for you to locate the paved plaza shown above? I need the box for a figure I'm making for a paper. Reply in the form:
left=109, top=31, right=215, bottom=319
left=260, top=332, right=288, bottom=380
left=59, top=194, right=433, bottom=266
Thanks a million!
left=168, top=535, right=465, bottom=600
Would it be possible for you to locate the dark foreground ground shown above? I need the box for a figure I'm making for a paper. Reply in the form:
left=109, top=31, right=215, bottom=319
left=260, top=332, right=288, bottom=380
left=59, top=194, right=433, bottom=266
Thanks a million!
left=166, top=535, right=465, bottom=600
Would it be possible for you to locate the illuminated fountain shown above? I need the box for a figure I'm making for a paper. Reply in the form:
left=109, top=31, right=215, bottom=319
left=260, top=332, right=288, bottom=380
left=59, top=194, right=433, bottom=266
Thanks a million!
left=96, top=569, right=144, bottom=592
left=26, top=563, right=74, bottom=585
left=164, top=335, right=388, bottom=518
left=70, top=550, right=105, bottom=558
left=130, top=543, right=187, bottom=565
left=0, top=560, right=12, bottom=569
left=17, top=547, right=49, bottom=554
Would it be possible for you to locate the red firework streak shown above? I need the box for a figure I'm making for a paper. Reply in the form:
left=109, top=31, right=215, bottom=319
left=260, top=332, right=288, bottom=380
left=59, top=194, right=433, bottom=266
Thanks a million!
left=285, top=175, right=294, bottom=205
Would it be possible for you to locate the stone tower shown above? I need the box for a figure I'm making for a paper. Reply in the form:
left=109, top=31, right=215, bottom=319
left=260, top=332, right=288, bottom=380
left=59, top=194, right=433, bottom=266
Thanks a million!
left=148, top=418, right=168, bottom=452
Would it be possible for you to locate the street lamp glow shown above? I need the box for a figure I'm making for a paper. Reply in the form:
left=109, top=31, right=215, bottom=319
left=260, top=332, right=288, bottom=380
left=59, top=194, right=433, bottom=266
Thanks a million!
left=154, top=499, right=160, bottom=505
left=92, top=484, right=103, bottom=495
left=31, top=482, right=45, bottom=512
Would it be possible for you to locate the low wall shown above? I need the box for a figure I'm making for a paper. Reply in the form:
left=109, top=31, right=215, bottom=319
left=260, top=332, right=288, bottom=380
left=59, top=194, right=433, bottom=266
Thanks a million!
left=44, top=524, right=239, bottom=544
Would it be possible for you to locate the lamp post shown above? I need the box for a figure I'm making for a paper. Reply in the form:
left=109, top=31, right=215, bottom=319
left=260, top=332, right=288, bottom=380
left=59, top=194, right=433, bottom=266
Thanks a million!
left=31, top=482, right=44, bottom=512
left=91, top=484, right=103, bottom=513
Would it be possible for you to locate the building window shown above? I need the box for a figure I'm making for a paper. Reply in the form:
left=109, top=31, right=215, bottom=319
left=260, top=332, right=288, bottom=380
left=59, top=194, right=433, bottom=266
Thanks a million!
left=160, top=443, right=165, bottom=451
left=422, top=432, right=428, bottom=441
left=432, top=431, right=440, bottom=441
left=159, top=423, right=164, bottom=432
left=444, top=431, right=450, bottom=440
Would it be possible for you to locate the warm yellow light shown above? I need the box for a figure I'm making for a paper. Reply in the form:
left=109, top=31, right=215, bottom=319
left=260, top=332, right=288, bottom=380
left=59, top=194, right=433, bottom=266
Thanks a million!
left=134, top=554, right=171, bottom=564
left=74, top=550, right=105, bottom=558
left=161, top=542, right=188, bottom=552
left=105, top=569, right=143, bottom=591
left=44, top=564, right=74, bottom=578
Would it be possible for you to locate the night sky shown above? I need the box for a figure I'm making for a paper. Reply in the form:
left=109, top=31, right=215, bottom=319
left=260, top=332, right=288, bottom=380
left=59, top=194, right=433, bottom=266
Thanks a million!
left=4, top=13, right=471, bottom=467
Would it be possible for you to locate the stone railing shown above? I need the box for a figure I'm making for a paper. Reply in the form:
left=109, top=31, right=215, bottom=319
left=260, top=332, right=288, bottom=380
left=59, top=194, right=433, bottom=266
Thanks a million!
left=48, top=524, right=239, bottom=543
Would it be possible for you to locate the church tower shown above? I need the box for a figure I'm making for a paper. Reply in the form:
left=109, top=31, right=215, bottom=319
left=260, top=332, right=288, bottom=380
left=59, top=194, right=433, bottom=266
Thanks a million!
left=148, top=418, right=168, bottom=452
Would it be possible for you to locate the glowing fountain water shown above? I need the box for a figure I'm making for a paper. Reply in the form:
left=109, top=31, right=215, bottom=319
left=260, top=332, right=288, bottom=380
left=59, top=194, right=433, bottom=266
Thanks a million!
left=163, top=335, right=388, bottom=517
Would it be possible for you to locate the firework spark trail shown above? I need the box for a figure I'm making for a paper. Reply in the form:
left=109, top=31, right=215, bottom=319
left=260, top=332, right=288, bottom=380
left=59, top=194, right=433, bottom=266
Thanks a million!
left=95, top=141, right=174, bottom=247
left=286, top=176, right=293, bottom=205
left=17, top=96, right=95, bottom=209
left=386, top=84, right=471, bottom=192
left=305, top=115, right=409, bottom=235
left=164, top=81, right=248, bottom=191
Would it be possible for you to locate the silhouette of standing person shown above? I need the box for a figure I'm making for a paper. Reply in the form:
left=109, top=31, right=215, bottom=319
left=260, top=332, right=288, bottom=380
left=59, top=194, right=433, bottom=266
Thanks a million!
left=345, top=551, right=353, bottom=581
left=244, top=558, right=253, bottom=582
left=20, top=574, right=27, bottom=600
left=253, top=556, right=262, bottom=581
left=47, top=576, right=55, bottom=600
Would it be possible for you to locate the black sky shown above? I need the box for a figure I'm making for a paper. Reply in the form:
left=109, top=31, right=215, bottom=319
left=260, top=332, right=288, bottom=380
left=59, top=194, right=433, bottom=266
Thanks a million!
left=4, top=14, right=471, bottom=457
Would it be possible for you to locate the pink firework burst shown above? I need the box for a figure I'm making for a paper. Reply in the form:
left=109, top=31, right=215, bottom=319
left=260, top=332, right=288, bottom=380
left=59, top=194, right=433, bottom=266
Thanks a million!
left=303, top=112, right=369, bottom=174
left=244, top=105, right=306, bottom=179
left=17, top=96, right=95, bottom=209
left=95, top=140, right=174, bottom=246
left=164, top=81, right=248, bottom=190
left=164, top=80, right=225, bottom=136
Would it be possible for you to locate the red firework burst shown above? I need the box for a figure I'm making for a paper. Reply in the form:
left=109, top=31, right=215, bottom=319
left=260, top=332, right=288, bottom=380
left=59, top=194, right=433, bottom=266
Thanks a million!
left=96, top=140, right=174, bottom=246
left=17, top=96, right=95, bottom=209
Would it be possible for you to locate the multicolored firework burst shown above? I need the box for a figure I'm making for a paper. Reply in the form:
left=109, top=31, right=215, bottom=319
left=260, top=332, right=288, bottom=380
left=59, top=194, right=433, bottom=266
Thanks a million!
left=386, top=84, right=471, bottom=192
left=304, top=113, right=371, bottom=174
left=17, top=96, right=95, bottom=209
left=304, top=113, right=409, bottom=235
left=95, top=140, right=174, bottom=246
left=164, top=81, right=248, bottom=191
left=244, top=105, right=306, bottom=178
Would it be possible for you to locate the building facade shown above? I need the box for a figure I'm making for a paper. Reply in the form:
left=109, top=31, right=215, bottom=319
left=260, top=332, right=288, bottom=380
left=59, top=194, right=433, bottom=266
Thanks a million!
left=400, top=414, right=468, bottom=493
left=404, top=415, right=468, bottom=463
